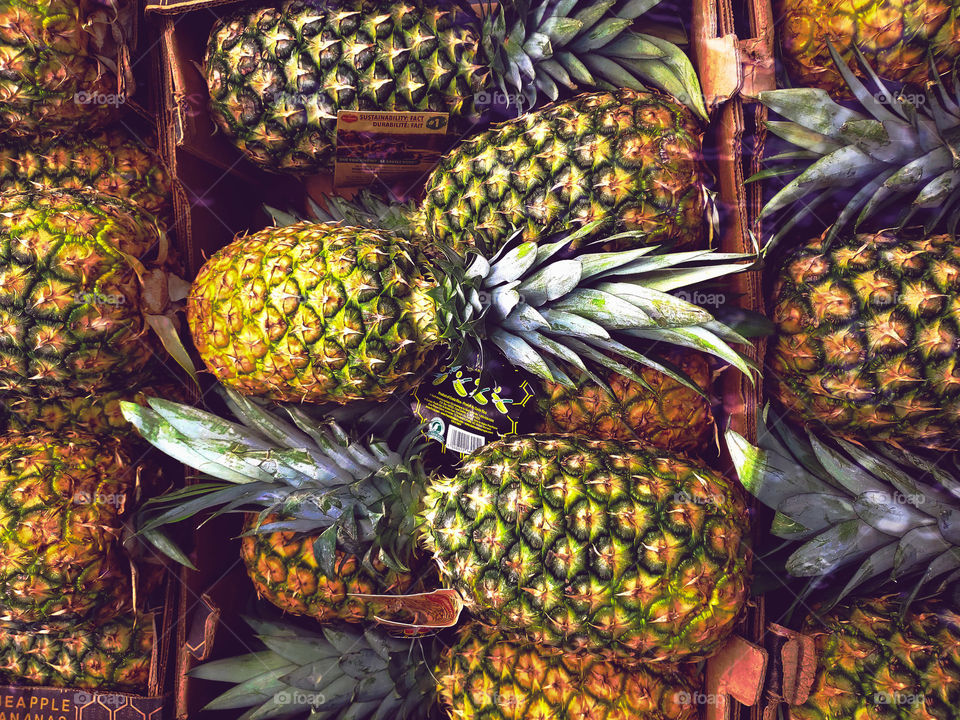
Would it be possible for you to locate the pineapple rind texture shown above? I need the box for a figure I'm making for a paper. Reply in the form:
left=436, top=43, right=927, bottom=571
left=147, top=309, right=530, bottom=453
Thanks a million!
left=187, top=222, right=442, bottom=404
left=793, top=598, right=960, bottom=720
left=778, top=0, right=960, bottom=96
left=241, top=513, right=415, bottom=622
left=0, top=614, right=153, bottom=691
left=418, top=89, right=709, bottom=255
left=0, top=131, right=171, bottom=221
left=439, top=624, right=701, bottom=720
left=0, top=0, right=120, bottom=136
left=419, top=434, right=751, bottom=663
left=0, top=189, right=167, bottom=399
left=0, top=432, right=133, bottom=624
left=771, top=231, right=960, bottom=449
left=539, top=350, right=713, bottom=452
left=204, top=0, right=485, bottom=174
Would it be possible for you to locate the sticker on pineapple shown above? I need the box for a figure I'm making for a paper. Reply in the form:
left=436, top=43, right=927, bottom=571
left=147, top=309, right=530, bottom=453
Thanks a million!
left=333, top=110, right=449, bottom=188
left=411, top=351, right=537, bottom=472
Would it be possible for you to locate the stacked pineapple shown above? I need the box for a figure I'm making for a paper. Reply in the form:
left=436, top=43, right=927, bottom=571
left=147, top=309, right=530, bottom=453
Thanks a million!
left=112, top=6, right=768, bottom=708
left=710, top=5, right=960, bottom=720
left=0, top=0, right=176, bottom=694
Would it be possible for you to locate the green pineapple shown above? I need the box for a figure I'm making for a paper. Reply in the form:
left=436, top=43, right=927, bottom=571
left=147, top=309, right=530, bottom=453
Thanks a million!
left=0, top=430, right=135, bottom=624
left=793, top=597, right=960, bottom=720
left=0, top=0, right=132, bottom=137
left=204, top=0, right=707, bottom=174
left=125, top=391, right=751, bottom=663
left=0, top=614, right=153, bottom=691
left=768, top=230, right=960, bottom=449
left=415, top=89, right=713, bottom=255
left=0, top=188, right=187, bottom=399
left=194, top=619, right=702, bottom=720
left=776, top=0, right=960, bottom=97
left=187, top=220, right=754, bottom=406
left=0, top=129, right=171, bottom=222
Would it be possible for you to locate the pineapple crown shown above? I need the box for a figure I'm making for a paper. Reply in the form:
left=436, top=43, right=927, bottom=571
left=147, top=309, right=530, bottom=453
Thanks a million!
left=193, top=617, right=438, bottom=720
left=753, top=43, right=960, bottom=249
left=428, top=221, right=759, bottom=396
left=266, top=203, right=759, bottom=395
left=727, top=405, right=960, bottom=614
left=123, top=390, right=425, bottom=579
left=476, top=0, right=708, bottom=121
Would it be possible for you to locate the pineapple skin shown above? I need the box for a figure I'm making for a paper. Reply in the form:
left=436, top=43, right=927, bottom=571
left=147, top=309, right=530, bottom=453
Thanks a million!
left=793, top=597, right=960, bottom=720
left=439, top=623, right=701, bottom=720
left=0, top=0, right=122, bottom=137
left=204, top=0, right=486, bottom=174
left=771, top=231, right=960, bottom=449
left=0, top=189, right=168, bottom=399
left=0, top=130, right=171, bottom=222
left=0, top=384, right=186, bottom=438
left=0, top=614, right=153, bottom=691
left=0, top=432, right=134, bottom=624
left=241, top=513, right=416, bottom=622
left=417, top=89, right=709, bottom=256
left=538, top=349, right=713, bottom=453
left=188, top=222, right=442, bottom=404
left=419, top=434, right=751, bottom=663
left=777, top=0, right=960, bottom=96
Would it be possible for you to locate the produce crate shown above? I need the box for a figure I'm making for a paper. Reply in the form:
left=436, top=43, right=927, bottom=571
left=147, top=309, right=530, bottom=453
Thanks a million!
left=691, top=0, right=774, bottom=718
left=147, top=1, right=776, bottom=716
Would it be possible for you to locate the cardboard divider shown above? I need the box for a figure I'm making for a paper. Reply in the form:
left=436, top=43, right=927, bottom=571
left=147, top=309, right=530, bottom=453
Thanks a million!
left=692, top=0, right=773, bottom=718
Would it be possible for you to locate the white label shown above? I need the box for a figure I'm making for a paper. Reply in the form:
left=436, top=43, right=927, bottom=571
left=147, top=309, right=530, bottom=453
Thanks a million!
left=445, top=425, right=485, bottom=455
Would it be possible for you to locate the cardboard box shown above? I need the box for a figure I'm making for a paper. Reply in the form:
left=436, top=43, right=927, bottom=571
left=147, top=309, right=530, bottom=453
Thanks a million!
left=692, top=0, right=774, bottom=719
left=150, top=1, right=775, bottom=716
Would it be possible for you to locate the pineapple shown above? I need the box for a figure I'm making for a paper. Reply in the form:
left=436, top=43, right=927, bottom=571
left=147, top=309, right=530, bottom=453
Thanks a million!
left=0, top=188, right=184, bottom=399
left=240, top=514, right=419, bottom=623
left=755, top=46, right=960, bottom=245
left=125, top=392, right=751, bottom=663
left=0, top=129, right=171, bottom=222
left=204, top=0, right=707, bottom=174
left=196, top=619, right=701, bottom=720
left=0, top=613, right=153, bottom=691
left=777, top=0, right=960, bottom=97
left=793, top=597, right=960, bottom=720
left=538, top=348, right=713, bottom=452
left=0, top=384, right=184, bottom=438
left=768, top=230, right=960, bottom=450
left=188, top=220, right=754, bottom=406
left=0, top=0, right=131, bottom=137
left=416, top=89, right=713, bottom=255
left=728, top=407, right=960, bottom=611
left=0, top=431, right=134, bottom=623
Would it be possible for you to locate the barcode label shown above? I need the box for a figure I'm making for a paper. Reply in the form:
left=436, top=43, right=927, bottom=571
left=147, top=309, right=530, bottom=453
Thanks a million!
left=446, top=425, right=485, bottom=454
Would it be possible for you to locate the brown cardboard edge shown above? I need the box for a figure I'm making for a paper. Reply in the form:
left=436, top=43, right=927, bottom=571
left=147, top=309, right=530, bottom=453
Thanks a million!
left=693, top=0, right=768, bottom=718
